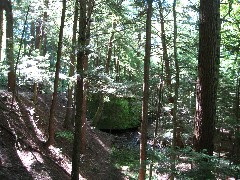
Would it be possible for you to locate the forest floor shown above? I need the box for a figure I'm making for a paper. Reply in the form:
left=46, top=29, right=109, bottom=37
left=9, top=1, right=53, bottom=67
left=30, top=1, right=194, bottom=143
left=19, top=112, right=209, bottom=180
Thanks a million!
left=0, top=89, right=125, bottom=180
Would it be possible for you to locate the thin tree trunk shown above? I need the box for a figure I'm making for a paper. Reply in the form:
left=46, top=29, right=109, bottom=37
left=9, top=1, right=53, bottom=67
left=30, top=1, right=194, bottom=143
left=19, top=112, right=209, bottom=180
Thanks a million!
left=136, top=32, right=141, bottom=70
left=46, top=0, right=66, bottom=147
left=234, top=76, right=240, bottom=163
left=0, top=9, right=3, bottom=61
left=29, top=21, right=35, bottom=55
left=81, top=55, right=88, bottom=154
left=170, top=1, right=179, bottom=179
left=92, top=93, right=104, bottom=126
left=14, top=5, right=30, bottom=97
left=105, top=20, right=116, bottom=74
left=42, top=0, right=49, bottom=56
left=149, top=84, right=162, bottom=180
left=32, top=13, right=43, bottom=105
left=193, top=0, right=220, bottom=156
left=116, top=56, right=120, bottom=82
left=35, top=19, right=42, bottom=50
left=158, top=0, right=171, bottom=88
left=139, top=1, right=152, bottom=179
left=71, top=0, right=87, bottom=178
left=64, top=0, right=78, bottom=129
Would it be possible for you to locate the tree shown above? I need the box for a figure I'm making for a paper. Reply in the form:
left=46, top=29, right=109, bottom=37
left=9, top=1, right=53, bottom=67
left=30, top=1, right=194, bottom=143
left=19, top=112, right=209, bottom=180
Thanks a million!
left=46, top=0, right=66, bottom=147
left=71, top=0, right=87, bottom=178
left=139, top=0, right=152, bottom=179
left=170, top=0, right=179, bottom=179
left=80, top=0, right=94, bottom=154
left=193, top=0, right=220, bottom=156
left=158, top=0, right=171, bottom=88
left=42, top=0, right=49, bottom=56
left=0, top=0, right=15, bottom=92
left=64, top=0, right=78, bottom=129
left=0, top=9, right=3, bottom=61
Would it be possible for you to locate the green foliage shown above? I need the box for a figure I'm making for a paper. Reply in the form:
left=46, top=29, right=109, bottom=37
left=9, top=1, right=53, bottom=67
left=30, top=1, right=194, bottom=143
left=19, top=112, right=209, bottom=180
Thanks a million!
left=0, top=70, right=8, bottom=88
left=146, top=147, right=240, bottom=179
left=111, top=146, right=140, bottom=179
left=17, top=51, right=53, bottom=92
left=111, top=146, right=139, bottom=169
left=180, top=150, right=240, bottom=179
left=56, top=131, right=74, bottom=142
left=88, top=95, right=141, bottom=129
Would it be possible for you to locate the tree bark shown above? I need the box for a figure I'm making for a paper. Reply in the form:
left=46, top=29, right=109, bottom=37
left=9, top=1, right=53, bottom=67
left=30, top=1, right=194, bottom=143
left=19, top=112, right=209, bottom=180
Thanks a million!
left=64, top=0, right=78, bottom=130
left=170, top=0, right=179, bottom=179
left=0, top=9, right=3, bottom=61
left=42, top=0, right=49, bottom=56
left=29, top=21, right=35, bottom=55
left=234, top=76, right=240, bottom=163
left=139, top=1, right=152, bottom=179
left=80, top=0, right=94, bottom=154
left=35, top=18, right=42, bottom=51
left=71, top=0, right=87, bottom=178
left=0, top=0, right=15, bottom=92
left=193, top=0, right=220, bottom=156
left=105, top=20, right=116, bottom=74
left=158, top=0, right=171, bottom=88
left=46, top=0, right=66, bottom=147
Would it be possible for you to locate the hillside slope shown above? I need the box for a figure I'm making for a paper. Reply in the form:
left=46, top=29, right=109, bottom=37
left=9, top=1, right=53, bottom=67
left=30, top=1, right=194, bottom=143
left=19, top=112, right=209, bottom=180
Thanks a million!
left=0, top=90, right=123, bottom=179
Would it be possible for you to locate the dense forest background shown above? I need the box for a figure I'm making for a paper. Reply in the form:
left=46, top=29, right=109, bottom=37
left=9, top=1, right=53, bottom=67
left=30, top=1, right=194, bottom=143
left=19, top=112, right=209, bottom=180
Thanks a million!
left=0, top=0, right=239, bottom=179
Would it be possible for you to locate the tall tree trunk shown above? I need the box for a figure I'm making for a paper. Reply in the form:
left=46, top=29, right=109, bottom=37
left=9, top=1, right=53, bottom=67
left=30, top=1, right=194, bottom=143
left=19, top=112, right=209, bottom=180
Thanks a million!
left=149, top=83, right=163, bottom=180
left=71, top=0, right=87, bottom=179
left=46, top=0, right=66, bottom=147
left=64, top=0, right=78, bottom=130
left=29, top=21, right=35, bottom=55
left=115, top=55, right=120, bottom=82
left=42, top=0, right=49, bottom=56
left=139, top=0, right=152, bottom=179
left=0, top=9, right=3, bottom=61
left=170, top=1, right=179, bottom=179
left=35, top=19, right=42, bottom=50
left=158, top=0, right=171, bottom=88
left=172, top=0, right=179, bottom=152
left=1, top=0, right=15, bottom=92
left=81, top=55, right=88, bottom=154
left=193, top=0, right=220, bottom=156
left=234, top=76, right=240, bottom=163
left=80, top=0, right=94, bottom=154
left=32, top=13, right=44, bottom=105
left=105, top=20, right=116, bottom=73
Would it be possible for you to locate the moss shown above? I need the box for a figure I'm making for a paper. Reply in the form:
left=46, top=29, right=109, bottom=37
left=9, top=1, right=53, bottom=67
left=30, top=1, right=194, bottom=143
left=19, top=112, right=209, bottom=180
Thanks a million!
left=88, top=94, right=141, bottom=130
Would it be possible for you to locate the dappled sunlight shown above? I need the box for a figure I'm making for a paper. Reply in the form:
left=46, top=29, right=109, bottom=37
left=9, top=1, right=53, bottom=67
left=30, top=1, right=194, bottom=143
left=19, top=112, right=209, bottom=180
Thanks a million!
left=90, top=127, right=111, bottom=153
left=16, top=150, right=53, bottom=179
left=48, top=145, right=72, bottom=175
left=94, top=135, right=111, bottom=152
left=25, top=106, right=46, bottom=142
left=176, top=162, right=192, bottom=172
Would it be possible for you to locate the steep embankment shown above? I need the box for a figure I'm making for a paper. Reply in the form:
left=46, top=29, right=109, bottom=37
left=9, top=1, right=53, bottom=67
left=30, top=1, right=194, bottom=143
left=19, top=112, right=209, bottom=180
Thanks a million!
left=0, top=90, right=123, bottom=179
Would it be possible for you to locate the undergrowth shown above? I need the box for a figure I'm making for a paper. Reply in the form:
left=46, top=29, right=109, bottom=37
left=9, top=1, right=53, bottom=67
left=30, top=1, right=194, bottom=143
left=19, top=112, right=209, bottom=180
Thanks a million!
left=111, top=145, right=240, bottom=179
left=56, top=131, right=74, bottom=142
